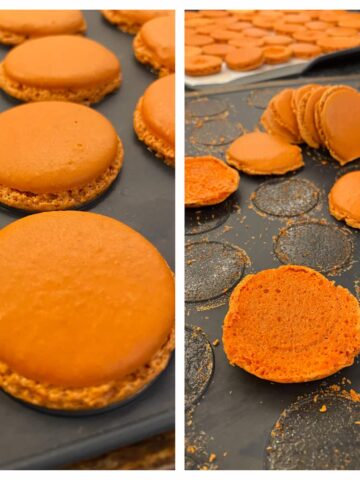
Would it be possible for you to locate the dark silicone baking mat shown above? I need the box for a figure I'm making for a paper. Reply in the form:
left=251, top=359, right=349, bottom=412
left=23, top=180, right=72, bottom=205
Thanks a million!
left=185, top=74, right=360, bottom=470
left=0, top=10, right=174, bottom=469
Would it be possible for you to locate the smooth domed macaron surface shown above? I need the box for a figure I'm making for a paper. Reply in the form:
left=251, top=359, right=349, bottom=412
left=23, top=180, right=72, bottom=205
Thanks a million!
left=0, top=211, right=175, bottom=388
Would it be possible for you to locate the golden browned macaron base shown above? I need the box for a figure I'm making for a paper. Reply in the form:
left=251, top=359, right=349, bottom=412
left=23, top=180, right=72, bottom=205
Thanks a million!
left=329, top=196, right=360, bottom=229
left=0, top=327, right=174, bottom=411
left=102, top=10, right=144, bottom=34
left=134, top=96, right=175, bottom=167
left=0, top=139, right=123, bottom=212
left=133, top=32, right=173, bottom=77
left=328, top=173, right=360, bottom=228
left=0, top=62, right=121, bottom=104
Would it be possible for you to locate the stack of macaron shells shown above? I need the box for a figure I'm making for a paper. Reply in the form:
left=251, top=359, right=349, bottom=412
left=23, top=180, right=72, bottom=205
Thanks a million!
left=261, top=84, right=360, bottom=166
left=260, top=83, right=360, bottom=229
left=185, top=10, right=360, bottom=76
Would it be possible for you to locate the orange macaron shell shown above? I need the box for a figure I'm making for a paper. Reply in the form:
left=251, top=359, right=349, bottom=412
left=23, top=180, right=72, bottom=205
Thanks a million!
left=0, top=101, right=119, bottom=195
left=185, top=156, right=240, bottom=207
left=318, top=86, right=360, bottom=165
left=0, top=211, right=175, bottom=388
left=141, top=74, right=175, bottom=151
left=0, top=10, right=86, bottom=37
left=226, top=131, right=304, bottom=175
left=329, top=171, right=360, bottom=228
left=223, top=265, right=360, bottom=383
left=138, top=15, right=175, bottom=73
left=2, top=35, right=120, bottom=89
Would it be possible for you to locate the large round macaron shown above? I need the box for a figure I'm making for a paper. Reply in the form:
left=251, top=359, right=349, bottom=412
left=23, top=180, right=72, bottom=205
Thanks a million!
left=133, top=74, right=175, bottom=167
left=133, top=15, right=175, bottom=76
left=0, top=35, right=121, bottom=104
left=0, top=101, right=123, bottom=211
left=0, top=10, right=86, bottom=45
left=102, top=10, right=172, bottom=34
left=0, top=211, right=175, bottom=411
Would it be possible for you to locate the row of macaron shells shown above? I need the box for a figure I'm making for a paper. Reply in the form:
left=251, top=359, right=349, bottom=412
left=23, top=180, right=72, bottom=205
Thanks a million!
left=0, top=10, right=176, bottom=412
left=185, top=10, right=360, bottom=75
left=0, top=10, right=176, bottom=211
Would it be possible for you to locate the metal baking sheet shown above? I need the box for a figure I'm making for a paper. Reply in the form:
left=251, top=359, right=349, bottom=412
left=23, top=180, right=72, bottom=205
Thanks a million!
left=0, top=10, right=174, bottom=469
left=185, top=46, right=360, bottom=89
left=185, top=74, right=360, bottom=470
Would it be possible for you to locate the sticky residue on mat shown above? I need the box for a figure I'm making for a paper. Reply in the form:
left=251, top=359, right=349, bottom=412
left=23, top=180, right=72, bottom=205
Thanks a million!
left=355, top=279, right=360, bottom=302
left=190, top=119, right=240, bottom=147
left=266, top=387, right=360, bottom=470
left=185, top=325, right=215, bottom=410
left=185, top=324, right=218, bottom=470
left=186, top=408, right=218, bottom=471
left=252, top=178, right=319, bottom=218
left=186, top=98, right=228, bottom=118
left=185, top=200, right=232, bottom=236
left=185, top=241, right=248, bottom=302
left=246, top=88, right=283, bottom=110
left=274, top=220, right=353, bottom=274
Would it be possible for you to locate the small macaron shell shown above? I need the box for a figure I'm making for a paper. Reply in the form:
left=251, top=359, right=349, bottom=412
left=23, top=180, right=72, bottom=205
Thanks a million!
left=317, top=35, right=360, bottom=52
left=263, top=35, right=293, bottom=46
left=202, top=43, right=238, bottom=59
left=226, top=131, right=304, bottom=175
left=263, top=45, right=292, bottom=64
left=291, top=42, right=322, bottom=58
left=228, top=37, right=264, bottom=48
left=185, top=34, right=214, bottom=47
left=185, top=54, right=222, bottom=76
left=185, top=46, right=202, bottom=59
left=225, top=47, right=264, bottom=71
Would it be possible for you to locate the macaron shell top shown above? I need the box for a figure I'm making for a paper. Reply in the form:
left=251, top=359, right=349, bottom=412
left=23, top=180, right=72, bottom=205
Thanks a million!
left=140, top=15, right=175, bottom=72
left=0, top=211, right=175, bottom=388
left=141, top=74, right=175, bottom=148
left=0, top=10, right=85, bottom=36
left=0, top=102, right=119, bottom=194
left=226, top=131, right=304, bottom=175
left=319, top=86, right=360, bottom=164
left=3, top=35, right=120, bottom=88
